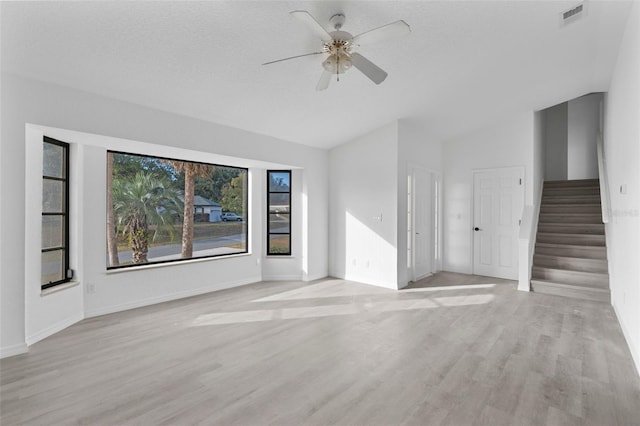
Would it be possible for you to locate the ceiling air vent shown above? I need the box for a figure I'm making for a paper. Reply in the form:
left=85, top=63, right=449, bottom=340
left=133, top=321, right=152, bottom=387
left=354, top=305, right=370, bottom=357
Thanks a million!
left=561, top=2, right=586, bottom=26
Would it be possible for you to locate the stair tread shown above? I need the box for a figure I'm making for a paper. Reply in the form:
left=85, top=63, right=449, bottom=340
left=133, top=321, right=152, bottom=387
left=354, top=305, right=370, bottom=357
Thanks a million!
left=534, top=253, right=607, bottom=262
left=531, top=279, right=610, bottom=293
left=530, top=279, right=610, bottom=303
left=537, top=232, right=604, bottom=237
left=540, top=213, right=602, bottom=216
left=541, top=203, right=601, bottom=207
left=540, top=205, right=602, bottom=210
left=536, top=242, right=606, bottom=249
left=533, top=254, right=608, bottom=273
left=537, top=224, right=604, bottom=234
left=536, top=233, right=605, bottom=246
left=536, top=242, right=607, bottom=259
left=533, top=266, right=608, bottom=278
left=545, top=179, right=599, bottom=184
left=543, top=194, right=600, bottom=197
left=538, top=222, right=603, bottom=226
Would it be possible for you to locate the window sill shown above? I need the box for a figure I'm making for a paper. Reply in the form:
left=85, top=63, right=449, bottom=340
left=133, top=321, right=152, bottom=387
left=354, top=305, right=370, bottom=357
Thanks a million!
left=265, top=255, right=296, bottom=259
left=41, top=281, right=80, bottom=297
left=106, top=252, right=252, bottom=274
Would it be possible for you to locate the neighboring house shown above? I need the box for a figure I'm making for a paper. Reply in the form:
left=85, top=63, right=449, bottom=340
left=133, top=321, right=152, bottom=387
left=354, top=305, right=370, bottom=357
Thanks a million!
left=193, top=195, right=222, bottom=222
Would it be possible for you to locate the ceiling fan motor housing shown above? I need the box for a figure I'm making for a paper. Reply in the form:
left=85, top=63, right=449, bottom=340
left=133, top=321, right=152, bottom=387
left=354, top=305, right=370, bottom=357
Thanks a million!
left=322, top=31, right=354, bottom=74
left=329, top=13, right=346, bottom=30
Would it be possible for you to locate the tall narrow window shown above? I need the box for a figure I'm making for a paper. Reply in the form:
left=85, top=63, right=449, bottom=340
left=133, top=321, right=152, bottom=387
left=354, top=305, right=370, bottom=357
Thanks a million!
left=267, top=170, right=291, bottom=255
left=42, top=137, right=71, bottom=289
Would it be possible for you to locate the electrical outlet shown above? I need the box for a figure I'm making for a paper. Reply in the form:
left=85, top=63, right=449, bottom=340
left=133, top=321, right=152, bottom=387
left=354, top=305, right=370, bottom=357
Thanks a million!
left=87, top=283, right=96, bottom=294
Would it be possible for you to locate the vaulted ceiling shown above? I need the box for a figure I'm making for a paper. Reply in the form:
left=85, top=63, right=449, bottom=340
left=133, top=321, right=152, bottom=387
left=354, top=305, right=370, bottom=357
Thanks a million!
left=1, top=1, right=633, bottom=149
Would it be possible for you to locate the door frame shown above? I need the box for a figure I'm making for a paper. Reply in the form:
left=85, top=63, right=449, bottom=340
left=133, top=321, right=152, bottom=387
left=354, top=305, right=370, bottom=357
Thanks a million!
left=470, top=166, right=525, bottom=278
left=408, top=164, right=442, bottom=282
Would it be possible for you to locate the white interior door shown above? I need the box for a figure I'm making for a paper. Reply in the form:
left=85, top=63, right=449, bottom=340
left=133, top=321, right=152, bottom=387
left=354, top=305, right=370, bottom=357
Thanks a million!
left=412, top=167, right=435, bottom=281
left=473, top=167, right=524, bottom=280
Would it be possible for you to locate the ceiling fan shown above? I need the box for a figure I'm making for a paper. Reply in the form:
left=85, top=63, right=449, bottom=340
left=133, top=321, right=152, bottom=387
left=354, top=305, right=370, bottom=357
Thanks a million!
left=263, top=11, right=411, bottom=91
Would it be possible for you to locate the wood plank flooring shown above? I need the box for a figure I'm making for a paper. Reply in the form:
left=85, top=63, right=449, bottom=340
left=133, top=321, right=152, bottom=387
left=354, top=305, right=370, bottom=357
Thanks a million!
left=2, top=273, right=639, bottom=425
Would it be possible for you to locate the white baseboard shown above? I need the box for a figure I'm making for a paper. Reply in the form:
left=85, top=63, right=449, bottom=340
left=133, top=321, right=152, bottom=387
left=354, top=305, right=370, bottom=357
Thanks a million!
left=84, top=276, right=262, bottom=318
left=303, top=273, right=329, bottom=282
left=612, top=302, right=640, bottom=378
left=262, top=274, right=303, bottom=282
left=26, top=312, right=84, bottom=346
left=0, top=342, right=29, bottom=359
left=343, top=274, right=397, bottom=290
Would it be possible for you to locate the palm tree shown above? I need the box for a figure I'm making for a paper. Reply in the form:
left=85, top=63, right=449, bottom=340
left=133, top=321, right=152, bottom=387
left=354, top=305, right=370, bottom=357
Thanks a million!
left=112, top=172, right=182, bottom=264
left=161, top=161, right=214, bottom=258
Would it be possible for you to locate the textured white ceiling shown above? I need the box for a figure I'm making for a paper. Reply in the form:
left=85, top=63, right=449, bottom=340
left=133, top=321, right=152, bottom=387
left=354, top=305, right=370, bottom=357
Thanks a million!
left=1, top=1, right=632, bottom=149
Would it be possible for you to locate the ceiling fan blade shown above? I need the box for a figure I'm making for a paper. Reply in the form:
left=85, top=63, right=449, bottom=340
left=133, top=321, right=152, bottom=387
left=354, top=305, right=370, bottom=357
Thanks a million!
left=262, top=51, right=324, bottom=66
left=316, top=70, right=332, bottom=91
left=352, top=20, right=411, bottom=46
left=351, top=53, right=388, bottom=85
left=290, top=10, right=333, bottom=41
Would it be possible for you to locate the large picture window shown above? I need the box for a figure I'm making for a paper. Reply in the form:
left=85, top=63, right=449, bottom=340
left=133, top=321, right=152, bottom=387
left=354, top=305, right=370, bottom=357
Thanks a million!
left=267, top=170, right=291, bottom=255
left=106, top=151, right=248, bottom=269
left=42, top=137, right=71, bottom=289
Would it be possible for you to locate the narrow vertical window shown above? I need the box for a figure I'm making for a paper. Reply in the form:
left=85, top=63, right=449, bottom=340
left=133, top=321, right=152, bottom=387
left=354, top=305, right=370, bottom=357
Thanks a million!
left=42, top=137, right=71, bottom=289
left=267, top=170, right=291, bottom=255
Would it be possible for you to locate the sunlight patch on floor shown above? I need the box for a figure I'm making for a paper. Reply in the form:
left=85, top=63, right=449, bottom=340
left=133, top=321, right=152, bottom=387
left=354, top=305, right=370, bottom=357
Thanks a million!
left=402, top=284, right=497, bottom=292
left=191, top=294, right=495, bottom=326
left=252, top=279, right=390, bottom=303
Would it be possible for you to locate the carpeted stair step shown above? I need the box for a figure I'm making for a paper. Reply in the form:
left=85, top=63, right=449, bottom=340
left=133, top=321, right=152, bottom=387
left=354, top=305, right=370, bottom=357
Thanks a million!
left=536, top=232, right=605, bottom=246
left=537, top=223, right=604, bottom=235
left=540, top=204, right=602, bottom=214
left=533, top=254, right=608, bottom=273
left=539, top=213, right=602, bottom=224
left=532, top=266, right=609, bottom=288
left=535, top=243, right=607, bottom=259
left=531, top=280, right=610, bottom=303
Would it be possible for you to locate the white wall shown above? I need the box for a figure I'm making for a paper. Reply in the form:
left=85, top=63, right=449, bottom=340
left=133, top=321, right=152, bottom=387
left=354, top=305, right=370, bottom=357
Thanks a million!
left=397, top=120, right=443, bottom=288
left=329, top=122, right=399, bottom=289
left=544, top=103, right=568, bottom=181
left=0, top=73, right=329, bottom=357
left=443, top=112, right=534, bottom=274
left=603, top=0, right=640, bottom=373
left=568, top=94, right=601, bottom=180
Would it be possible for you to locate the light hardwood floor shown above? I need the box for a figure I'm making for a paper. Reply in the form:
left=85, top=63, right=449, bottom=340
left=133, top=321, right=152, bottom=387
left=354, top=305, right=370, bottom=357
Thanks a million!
left=2, top=273, right=639, bottom=425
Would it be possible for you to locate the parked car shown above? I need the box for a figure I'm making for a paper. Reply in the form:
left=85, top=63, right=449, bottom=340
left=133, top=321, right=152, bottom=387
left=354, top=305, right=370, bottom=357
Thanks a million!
left=221, top=212, right=243, bottom=222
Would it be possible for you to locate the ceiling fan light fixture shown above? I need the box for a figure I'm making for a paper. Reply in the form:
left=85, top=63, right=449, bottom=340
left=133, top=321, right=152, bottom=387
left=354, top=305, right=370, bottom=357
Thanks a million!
left=322, top=55, right=336, bottom=72
left=322, top=52, right=352, bottom=74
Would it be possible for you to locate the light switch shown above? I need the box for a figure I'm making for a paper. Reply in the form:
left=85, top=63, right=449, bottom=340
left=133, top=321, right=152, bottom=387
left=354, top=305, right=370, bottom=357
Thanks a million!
left=620, top=184, right=627, bottom=194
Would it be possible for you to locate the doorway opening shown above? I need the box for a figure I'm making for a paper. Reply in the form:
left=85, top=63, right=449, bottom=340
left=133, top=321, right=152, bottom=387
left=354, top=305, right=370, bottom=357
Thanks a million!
left=408, top=167, right=441, bottom=282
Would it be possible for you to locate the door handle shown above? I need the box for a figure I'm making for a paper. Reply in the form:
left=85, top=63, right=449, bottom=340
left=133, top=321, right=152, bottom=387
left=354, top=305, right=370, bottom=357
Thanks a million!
left=474, top=227, right=481, bottom=231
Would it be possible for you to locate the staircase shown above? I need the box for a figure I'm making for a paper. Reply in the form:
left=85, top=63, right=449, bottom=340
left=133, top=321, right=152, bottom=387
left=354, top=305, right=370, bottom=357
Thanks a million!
left=531, top=179, right=610, bottom=303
